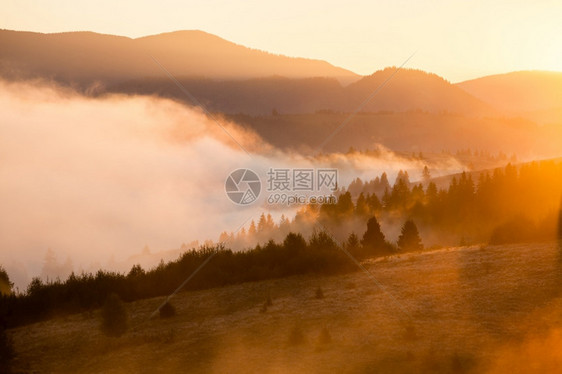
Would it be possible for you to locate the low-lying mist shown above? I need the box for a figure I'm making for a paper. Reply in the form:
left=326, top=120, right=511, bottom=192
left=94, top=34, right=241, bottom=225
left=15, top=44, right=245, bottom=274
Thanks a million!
left=0, top=80, right=465, bottom=290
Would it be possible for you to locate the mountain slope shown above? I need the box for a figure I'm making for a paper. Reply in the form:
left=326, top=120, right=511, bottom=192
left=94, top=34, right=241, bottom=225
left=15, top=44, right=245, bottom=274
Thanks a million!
left=9, top=242, right=562, bottom=373
left=228, top=112, right=562, bottom=155
left=108, top=68, right=495, bottom=116
left=457, top=71, right=562, bottom=124
left=135, top=31, right=359, bottom=83
left=346, top=68, right=495, bottom=116
left=1, top=29, right=497, bottom=117
left=0, top=29, right=359, bottom=85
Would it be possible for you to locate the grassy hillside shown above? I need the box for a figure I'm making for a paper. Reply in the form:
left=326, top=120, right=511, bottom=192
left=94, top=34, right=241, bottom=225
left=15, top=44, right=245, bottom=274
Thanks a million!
left=8, top=241, right=562, bottom=373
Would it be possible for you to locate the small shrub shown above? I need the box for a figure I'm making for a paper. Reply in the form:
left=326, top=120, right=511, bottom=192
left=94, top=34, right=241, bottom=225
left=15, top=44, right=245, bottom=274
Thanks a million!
left=403, top=323, right=417, bottom=341
left=288, top=324, right=306, bottom=346
left=162, top=329, right=176, bottom=344
left=490, top=216, right=536, bottom=244
left=159, top=301, right=176, bottom=319
left=100, top=293, right=128, bottom=337
left=317, top=326, right=331, bottom=345
left=260, top=294, right=273, bottom=313
left=422, top=349, right=442, bottom=372
left=315, top=287, right=324, bottom=299
left=450, top=352, right=476, bottom=373
left=0, top=326, right=14, bottom=373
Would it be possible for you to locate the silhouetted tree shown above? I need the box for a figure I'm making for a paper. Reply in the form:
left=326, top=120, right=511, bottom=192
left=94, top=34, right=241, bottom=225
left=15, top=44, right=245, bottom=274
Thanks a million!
left=361, top=216, right=389, bottom=256
left=345, top=233, right=361, bottom=258
left=159, top=301, right=176, bottom=319
left=367, top=193, right=382, bottom=212
left=4, top=160, right=562, bottom=329
left=395, top=170, right=410, bottom=185
left=558, top=198, right=562, bottom=240
left=379, top=172, right=391, bottom=193
left=422, top=166, right=431, bottom=184
left=127, top=264, right=145, bottom=278
left=283, top=232, right=307, bottom=253
left=397, top=220, right=423, bottom=251
left=0, top=267, right=12, bottom=296
left=490, top=216, right=536, bottom=244
left=382, top=187, right=391, bottom=208
left=100, top=293, right=128, bottom=337
left=335, top=191, right=354, bottom=217
left=0, top=324, right=14, bottom=373
left=355, top=193, right=369, bottom=217
left=388, top=178, right=411, bottom=209
left=248, top=220, right=257, bottom=237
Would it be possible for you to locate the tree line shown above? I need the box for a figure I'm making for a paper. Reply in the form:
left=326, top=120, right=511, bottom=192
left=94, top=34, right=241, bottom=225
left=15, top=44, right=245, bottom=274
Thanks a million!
left=0, top=216, right=423, bottom=329
left=228, top=160, right=562, bottom=248
left=1, top=159, right=561, bottom=329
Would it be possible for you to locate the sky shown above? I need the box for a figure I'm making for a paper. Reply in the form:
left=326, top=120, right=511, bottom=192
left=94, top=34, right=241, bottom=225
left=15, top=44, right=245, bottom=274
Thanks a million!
left=1, top=0, right=561, bottom=82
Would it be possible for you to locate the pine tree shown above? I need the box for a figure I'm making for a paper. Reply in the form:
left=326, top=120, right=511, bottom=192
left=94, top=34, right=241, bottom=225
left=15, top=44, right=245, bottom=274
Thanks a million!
left=367, top=193, right=382, bottom=212
left=345, top=232, right=361, bottom=258
left=335, top=191, right=354, bottom=217
left=248, top=220, right=257, bottom=237
left=382, top=187, right=391, bottom=209
left=0, top=266, right=12, bottom=296
left=100, top=293, right=128, bottom=337
left=379, top=172, right=391, bottom=193
left=397, top=220, right=423, bottom=251
left=361, top=216, right=388, bottom=255
left=558, top=201, right=562, bottom=240
left=355, top=193, right=369, bottom=217
left=422, top=166, right=431, bottom=183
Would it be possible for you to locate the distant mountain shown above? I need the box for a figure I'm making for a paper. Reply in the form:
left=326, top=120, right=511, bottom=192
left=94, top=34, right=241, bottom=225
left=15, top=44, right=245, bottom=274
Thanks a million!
left=457, top=71, right=562, bottom=124
left=1, top=29, right=496, bottom=116
left=344, top=68, right=494, bottom=116
left=107, top=68, right=494, bottom=116
left=0, top=29, right=359, bottom=85
left=4, top=28, right=560, bottom=156
left=228, top=112, right=562, bottom=156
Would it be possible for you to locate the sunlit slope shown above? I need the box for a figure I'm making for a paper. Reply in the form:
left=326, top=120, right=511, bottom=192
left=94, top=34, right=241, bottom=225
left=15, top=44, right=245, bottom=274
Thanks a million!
left=0, top=30, right=358, bottom=85
left=228, top=112, right=562, bottom=156
left=457, top=71, right=562, bottom=124
left=108, top=68, right=494, bottom=116
left=428, top=156, right=562, bottom=190
left=10, top=242, right=562, bottom=373
left=1, top=30, right=497, bottom=117
left=345, top=68, right=494, bottom=116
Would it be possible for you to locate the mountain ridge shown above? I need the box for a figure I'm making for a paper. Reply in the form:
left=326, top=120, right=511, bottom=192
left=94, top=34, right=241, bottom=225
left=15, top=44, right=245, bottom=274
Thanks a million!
left=0, top=29, right=359, bottom=84
left=1, top=29, right=561, bottom=123
left=457, top=71, right=562, bottom=124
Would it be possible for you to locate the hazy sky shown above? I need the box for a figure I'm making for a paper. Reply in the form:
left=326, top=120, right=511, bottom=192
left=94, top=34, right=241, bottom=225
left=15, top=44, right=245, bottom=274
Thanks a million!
left=1, top=0, right=561, bottom=81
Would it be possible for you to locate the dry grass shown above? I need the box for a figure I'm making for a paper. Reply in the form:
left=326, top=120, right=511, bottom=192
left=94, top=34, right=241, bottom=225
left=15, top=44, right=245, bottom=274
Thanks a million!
left=8, top=241, right=562, bottom=373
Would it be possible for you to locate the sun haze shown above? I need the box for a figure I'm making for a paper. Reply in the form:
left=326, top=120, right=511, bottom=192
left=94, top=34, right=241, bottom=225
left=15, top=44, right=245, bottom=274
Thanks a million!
left=1, top=0, right=561, bottom=81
